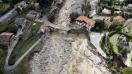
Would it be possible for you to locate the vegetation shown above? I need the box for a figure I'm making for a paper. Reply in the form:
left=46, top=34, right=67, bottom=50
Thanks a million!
left=0, top=45, right=8, bottom=74
left=47, top=12, right=56, bottom=23
left=70, top=12, right=79, bottom=23
left=122, top=67, right=132, bottom=74
left=0, top=19, right=18, bottom=34
left=81, top=0, right=91, bottom=17
left=37, top=0, right=53, bottom=8
left=2, top=0, right=22, bottom=5
left=92, top=20, right=105, bottom=31
left=6, top=42, right=43, bottom=74
left=109, top=23, right=123, bottom=31
left=100, top=22, right=132, bottom=73
left=8, top=21, right=41, bottom=65
left=0, top=3, right=10, bottom=15
left=125, top=0, right=132, bottom=5
left=109, top=34, right=119, bottom=54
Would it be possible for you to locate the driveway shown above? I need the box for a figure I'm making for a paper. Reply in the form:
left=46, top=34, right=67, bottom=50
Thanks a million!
left=89, top=32, right=107, bottom=58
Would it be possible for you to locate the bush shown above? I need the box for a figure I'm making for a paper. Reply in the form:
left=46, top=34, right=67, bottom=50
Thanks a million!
left=47, top=12, right=56, bottom=23
left=92, top=20, right=105, bottom=31
left=81, top=1, right=91, bottom=17
left=70, top=12, right=79, bottom=23
left=122, top=67, right=132, bottom=74
left=109, top=23, right=123, bottom=31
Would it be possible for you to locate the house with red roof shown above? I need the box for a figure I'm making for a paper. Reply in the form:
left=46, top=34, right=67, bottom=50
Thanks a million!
left=75, top=16, right=95, bottom=31
left=0, top=32, right=15, bottom=46
left=113, top=16, right=125, bottom=23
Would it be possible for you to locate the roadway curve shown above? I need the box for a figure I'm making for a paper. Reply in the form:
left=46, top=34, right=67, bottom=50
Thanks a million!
left=124, top=18, right=132, bottom=27
left=4, top=29, right=41, bottom=71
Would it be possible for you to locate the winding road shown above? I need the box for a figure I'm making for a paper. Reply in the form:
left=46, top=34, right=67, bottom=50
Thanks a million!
left=4, top=29, right=41, bottom=71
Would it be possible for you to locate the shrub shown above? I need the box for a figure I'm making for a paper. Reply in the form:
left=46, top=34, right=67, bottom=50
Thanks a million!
left=47, top=12, right=55, bottom=23
left=70, top=12, right=79, bottom=23
left=92, top=20, right=105, bottom=31
left=122, top=67, right=132, bottom=74
left=109, top=23, right=123, bottom=31
left=81, top=1, right=91, bottom=17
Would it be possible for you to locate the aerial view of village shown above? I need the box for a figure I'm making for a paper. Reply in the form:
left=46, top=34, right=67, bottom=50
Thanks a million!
left=0, top=0, right=132, bottom=74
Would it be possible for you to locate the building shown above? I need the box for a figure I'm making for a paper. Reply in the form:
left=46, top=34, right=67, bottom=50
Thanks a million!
left=15, top=18, right=26, bottom=29
left=26, top=10, right=40, bottom=20
left=0, top=32, right=15, bottom=46
left=75, top=16, right=95, bottom=31
left=113, top=16, right=125, bottom=23
left=15, top=1, right=29, bottom=11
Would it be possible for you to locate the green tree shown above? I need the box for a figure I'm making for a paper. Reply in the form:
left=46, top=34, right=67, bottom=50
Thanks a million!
left=37, top=0, right=53, bottom=8
left=70, top=12, right=79, bottom=23
left=81, top=0, right=91, bottom=17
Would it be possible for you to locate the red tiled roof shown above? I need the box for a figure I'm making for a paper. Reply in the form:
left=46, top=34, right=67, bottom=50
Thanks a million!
left=75, top=16, right=95, bottom=26
left=114, top=16, right=125, bottom=22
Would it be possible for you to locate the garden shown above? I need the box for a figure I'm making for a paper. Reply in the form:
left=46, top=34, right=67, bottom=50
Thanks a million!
left=100, top=23, right=132, bottom=73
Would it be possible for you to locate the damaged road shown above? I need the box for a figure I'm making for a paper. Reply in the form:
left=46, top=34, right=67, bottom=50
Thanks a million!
left=30, top=28, right=111, bottom=74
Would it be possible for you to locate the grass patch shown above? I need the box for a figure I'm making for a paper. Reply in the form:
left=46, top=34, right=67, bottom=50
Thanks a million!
left=0, top=3, right=10, bottom=15
left=6, top=42, right=43, bottom=74
left=8, top=21, right=41, bottom=65
left=122, top=23, right=132, bottom=33
left=109, top=34, right=119, bottom=54
left=0, top=45, right=8, bottom=74
left=0, top=18, right=17, bottom=34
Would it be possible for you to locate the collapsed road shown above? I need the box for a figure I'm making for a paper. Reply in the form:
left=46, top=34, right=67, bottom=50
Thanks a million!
left=30, top=20, right=111, bottom=74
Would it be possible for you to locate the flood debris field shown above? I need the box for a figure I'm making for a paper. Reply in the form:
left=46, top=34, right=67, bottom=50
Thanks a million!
left=30, top=32, right=110, bottom=74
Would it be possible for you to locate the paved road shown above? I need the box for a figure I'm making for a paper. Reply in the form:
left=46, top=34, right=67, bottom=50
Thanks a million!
left=89, top=32, right=107, bottom=58
left=124, top=18, right=132, bottom=27
left=4, top=29, right=23, bottom=71
left=5, top=38, right=41, bottom=71
left=4, top=28, right=41, bottom=71
left=0, top=8, right=17, bottom=23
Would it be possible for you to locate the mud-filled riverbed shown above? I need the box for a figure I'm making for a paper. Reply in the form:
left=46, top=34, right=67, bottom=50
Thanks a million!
left=30, top=32, right=110, bottom=74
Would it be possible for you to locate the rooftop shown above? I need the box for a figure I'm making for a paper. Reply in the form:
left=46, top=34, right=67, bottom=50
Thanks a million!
left=76, top=16, right=95, bottom=26
left=113, top=16, right=125, bottom=22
